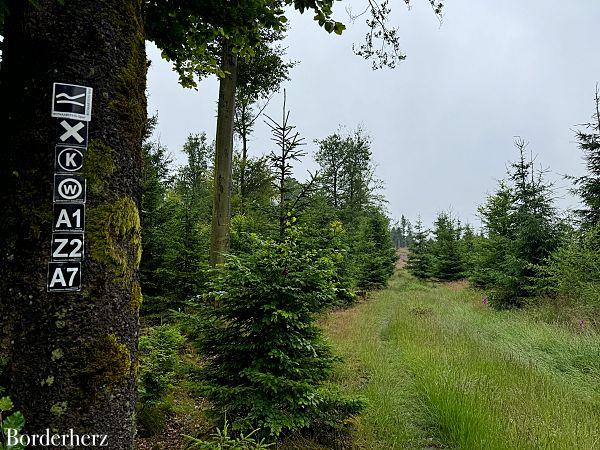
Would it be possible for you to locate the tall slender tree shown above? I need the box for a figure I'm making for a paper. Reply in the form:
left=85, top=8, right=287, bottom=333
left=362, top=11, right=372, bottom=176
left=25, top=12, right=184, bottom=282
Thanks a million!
left=265, top=92, right=319, bottom=238
left=315, top=133, right=351, bottom=209
left=573, top=87, right=600, bottom=228
left=0, top=1, right=146, bottom=446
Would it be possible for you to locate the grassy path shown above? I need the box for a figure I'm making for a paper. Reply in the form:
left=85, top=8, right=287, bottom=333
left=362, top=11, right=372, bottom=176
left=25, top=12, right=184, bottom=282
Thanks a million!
left=322, top=272, right=600, bottom=450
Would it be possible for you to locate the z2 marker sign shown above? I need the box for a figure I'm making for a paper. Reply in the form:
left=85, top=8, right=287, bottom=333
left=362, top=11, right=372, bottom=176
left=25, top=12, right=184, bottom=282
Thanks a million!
left=51, top=83, right=93, bottom=122
left=47, top=262, right=82, bottom=292
left=51, top=233, right=84, bottom=261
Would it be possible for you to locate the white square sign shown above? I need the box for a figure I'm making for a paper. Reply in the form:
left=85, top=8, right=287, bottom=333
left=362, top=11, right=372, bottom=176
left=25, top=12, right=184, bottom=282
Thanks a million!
left=51, top=83, right=93, bottom=122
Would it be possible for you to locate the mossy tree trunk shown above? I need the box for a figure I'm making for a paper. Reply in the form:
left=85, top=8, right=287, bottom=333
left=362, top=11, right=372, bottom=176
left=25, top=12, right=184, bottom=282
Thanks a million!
left=209, top=40, right=238, bottom=266
left=0, top=1, right=146, bottom=448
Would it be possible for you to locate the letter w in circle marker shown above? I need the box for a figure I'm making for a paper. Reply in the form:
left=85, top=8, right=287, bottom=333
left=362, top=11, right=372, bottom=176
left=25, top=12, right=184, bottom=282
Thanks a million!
left=59, top=120, right=85, bottom=144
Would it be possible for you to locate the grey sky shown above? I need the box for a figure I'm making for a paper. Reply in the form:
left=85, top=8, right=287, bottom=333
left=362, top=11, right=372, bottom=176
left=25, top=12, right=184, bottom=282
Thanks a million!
left=146, top=0, right=600, bottom=228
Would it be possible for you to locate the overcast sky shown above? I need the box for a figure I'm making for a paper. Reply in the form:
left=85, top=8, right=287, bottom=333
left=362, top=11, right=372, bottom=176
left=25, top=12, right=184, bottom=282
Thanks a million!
left=146, top=0, right=600, bottom=228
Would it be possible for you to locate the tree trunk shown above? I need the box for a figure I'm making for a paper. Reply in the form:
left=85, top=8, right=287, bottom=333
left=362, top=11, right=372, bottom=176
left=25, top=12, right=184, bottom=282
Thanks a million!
left=209, top=40, right=238, bottom=266
left=240, top=120, right=248, bottom=204
left=279, top=166, right=286, bottom=238
left=0, top=1, right=146, bottom=448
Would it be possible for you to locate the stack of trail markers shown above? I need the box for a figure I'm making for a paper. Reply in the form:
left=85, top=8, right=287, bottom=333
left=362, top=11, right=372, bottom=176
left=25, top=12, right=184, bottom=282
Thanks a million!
left=47, top=82, right=93, bottom=292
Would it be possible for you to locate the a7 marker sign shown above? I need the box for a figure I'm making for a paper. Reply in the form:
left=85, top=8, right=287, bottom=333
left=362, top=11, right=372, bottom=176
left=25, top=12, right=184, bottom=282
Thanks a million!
left=47, top=262, right=82, bottom=292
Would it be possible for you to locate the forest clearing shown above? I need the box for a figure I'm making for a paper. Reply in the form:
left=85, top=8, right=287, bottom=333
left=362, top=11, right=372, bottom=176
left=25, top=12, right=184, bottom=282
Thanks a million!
left=323, top=268, right=600, bottom=449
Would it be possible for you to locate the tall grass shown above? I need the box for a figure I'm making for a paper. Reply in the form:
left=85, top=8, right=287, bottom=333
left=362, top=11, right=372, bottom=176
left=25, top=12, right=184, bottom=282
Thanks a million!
left=322, top=272, right=600, bottom=449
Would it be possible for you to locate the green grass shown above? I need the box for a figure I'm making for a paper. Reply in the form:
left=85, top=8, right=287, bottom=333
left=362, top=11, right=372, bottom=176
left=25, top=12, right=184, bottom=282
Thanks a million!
left=322, top=272, right=600, bottom=449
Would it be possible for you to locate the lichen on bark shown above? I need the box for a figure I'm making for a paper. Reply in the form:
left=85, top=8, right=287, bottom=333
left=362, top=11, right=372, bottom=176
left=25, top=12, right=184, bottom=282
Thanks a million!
left=87, top=196, right=142, bottom=285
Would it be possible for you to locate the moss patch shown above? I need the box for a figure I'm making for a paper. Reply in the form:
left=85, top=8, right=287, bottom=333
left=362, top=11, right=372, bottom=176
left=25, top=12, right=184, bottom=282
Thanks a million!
left=109, top=10, right=146, bottom=149
left=82, top=334, right=131, bottom=392
left=82, top=140, right=116, bottom=195
left=131, top=281, right=143, bottom=312
left=87, top=196, right=142, bottom=285
left=50, top=401, right=68, bottom=417
left=51, top=348, right=64, bottom=361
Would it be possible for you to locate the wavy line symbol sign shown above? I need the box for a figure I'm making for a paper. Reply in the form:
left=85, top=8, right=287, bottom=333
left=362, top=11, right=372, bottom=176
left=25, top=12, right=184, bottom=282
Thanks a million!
left=52, top=83, right=93, bottom=121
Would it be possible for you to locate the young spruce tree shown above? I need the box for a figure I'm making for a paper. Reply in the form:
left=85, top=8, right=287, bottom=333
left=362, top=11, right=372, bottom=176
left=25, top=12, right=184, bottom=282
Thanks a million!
left=407, top=217, right=431, bottom=279
left=429, top=212, right=463, bottom=281
left=196, top=228, right=363, bottom=436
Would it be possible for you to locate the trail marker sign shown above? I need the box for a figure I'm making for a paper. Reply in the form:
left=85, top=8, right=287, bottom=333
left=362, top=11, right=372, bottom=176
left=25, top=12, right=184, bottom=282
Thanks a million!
left=47, top=262, right=82, bottom=292
left=53, top=204, right=85, bottom=232
left=54, top=174, right=86, bottom=203
left=57, top=119, right=88, bottom=146
left=55, top=145, right=85, bottom=173
left=51, top=83, right=93, bottom=122
left=51, top=233, right=84, bottom=261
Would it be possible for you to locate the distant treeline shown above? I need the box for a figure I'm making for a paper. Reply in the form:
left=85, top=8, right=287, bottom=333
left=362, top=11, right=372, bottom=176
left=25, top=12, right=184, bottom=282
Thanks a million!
left=406, top=91, right=600, bottom=318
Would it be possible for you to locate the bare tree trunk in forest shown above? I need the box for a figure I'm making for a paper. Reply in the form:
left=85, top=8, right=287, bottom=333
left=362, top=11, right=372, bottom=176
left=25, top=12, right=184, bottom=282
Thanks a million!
left=239, top=105, right=249, bottom=204
left=0, top=1, right=146, bottom=448
left=210, top=41, right=238, bottom=266
left=333, top=170, right=338, bottom=209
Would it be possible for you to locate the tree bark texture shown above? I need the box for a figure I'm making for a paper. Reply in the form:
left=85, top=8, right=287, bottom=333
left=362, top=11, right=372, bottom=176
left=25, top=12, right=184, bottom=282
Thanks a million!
left=0, top=1, right=146, bottom=448
left=209, top=41, right=238, bottom=266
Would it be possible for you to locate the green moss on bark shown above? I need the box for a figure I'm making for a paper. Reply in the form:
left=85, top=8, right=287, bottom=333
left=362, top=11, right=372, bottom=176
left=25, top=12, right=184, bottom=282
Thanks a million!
left=50, top=402, right=68, bottom=417
left=130, top=281, right=143, bottom=312
left=82, top=140, right=116, bottom=195
left=51, top=348, right=63, bottom=361
left=83, top=334, right=131, bottom=392
left=87, top=197, right=142, bottom=285
left=108, top=7, right=146, bottom=150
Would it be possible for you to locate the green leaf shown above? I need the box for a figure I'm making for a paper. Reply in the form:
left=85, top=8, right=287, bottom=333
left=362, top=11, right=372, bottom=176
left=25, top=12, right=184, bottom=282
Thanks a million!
left=0, top=397, right=13, bottom=412
left=334, top=22, right=346, bottom=35
left=3, top=412, right=25, bottom=434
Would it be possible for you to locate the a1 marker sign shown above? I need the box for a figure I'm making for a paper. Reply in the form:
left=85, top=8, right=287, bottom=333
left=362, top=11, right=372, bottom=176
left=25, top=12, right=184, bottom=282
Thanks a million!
left=47, top=262, right=82, bottom=292
left=53, top=174, right=86, bottom=203
left=51, top=83, right=93, bottom=122
left=51, top=233, right=84, bottom=261
left=53, top=204, right=85, bottom=232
